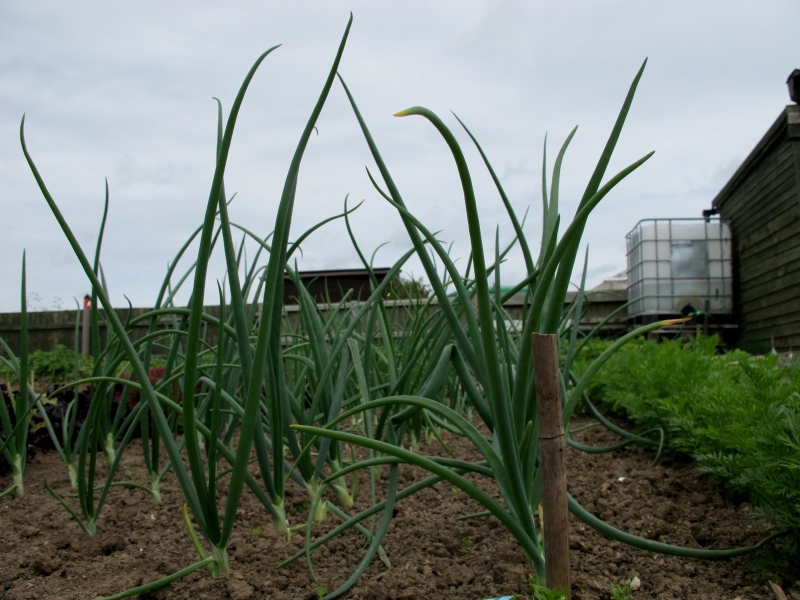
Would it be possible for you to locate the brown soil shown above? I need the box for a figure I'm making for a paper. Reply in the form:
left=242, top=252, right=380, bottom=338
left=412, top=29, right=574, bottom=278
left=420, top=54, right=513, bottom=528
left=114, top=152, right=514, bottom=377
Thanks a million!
left=0, top=417, right=788, bottom=600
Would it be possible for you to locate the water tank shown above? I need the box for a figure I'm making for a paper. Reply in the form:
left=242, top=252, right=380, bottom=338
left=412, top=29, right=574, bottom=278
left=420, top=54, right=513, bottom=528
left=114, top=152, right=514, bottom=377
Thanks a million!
left=626, top=218, right=733, bottom=323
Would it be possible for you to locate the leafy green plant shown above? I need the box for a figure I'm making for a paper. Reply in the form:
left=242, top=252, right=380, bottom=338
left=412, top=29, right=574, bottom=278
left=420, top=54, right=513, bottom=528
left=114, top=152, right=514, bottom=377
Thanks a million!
left=519, top=575, right=568, bottom=600
left=573, top=335, right=800, bottom=563
left=611, top=577, right=640, bottom=599
left=28, top=345, right=93, bottom=384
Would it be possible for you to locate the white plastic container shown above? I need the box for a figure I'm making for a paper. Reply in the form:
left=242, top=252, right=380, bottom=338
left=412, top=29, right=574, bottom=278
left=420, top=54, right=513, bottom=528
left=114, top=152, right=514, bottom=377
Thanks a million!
left=626, top=218, right=733, bottom=320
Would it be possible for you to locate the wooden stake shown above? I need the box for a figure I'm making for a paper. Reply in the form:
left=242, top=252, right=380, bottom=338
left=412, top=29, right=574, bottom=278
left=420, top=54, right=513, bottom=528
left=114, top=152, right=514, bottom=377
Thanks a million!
left=532, top=332, right=571, bottom=598
left=81, top=303, right=91, bottom=359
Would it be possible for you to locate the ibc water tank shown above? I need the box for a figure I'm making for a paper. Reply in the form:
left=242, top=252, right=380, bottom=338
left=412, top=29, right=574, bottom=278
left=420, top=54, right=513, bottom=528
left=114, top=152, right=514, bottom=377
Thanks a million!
left=626, top=218, right=733, bottom=322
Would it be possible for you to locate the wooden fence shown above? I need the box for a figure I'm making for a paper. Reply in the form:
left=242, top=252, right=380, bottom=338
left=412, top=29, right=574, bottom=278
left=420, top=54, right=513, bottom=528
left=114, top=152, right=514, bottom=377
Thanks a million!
left=0, top=290, right=627, bottom=357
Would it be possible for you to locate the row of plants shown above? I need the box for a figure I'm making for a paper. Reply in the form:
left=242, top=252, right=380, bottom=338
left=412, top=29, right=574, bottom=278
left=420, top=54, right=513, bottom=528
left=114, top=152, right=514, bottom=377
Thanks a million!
left=1, top=16, right=785, bottom=599
left=0, top=345, right=94, bottom=385
left=572, top=334, right=800, bottom=572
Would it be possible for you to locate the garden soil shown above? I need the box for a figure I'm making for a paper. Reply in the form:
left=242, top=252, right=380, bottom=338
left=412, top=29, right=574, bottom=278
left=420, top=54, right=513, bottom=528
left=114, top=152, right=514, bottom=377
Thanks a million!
left=0, top=415, right=789, bottom=600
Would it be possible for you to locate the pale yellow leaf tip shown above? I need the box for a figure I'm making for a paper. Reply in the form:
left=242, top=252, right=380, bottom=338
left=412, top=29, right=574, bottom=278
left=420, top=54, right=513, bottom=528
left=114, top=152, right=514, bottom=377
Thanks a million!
left=661, top=317, right=691, bottom=326
left=769, top=581, right=788, bottom=600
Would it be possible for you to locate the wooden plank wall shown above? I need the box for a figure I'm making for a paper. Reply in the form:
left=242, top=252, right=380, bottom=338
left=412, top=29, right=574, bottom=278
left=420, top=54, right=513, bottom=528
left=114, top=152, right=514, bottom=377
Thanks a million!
left=719, top=136, right=800, bottom=352
left=719, top=141, right=797, bottom=238
left=738, top=205, right=800, bottom=350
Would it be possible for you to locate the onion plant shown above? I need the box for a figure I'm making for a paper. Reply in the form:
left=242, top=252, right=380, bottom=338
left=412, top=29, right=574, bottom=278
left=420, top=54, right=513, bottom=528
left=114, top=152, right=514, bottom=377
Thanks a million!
left=20, top=14, right=364, bottom=597
left=29, top=301, right=85, bottom=487
left=294, top=60, right=783, bottom=591
left=0, top=254, right=30, bottom=498
left=293, top=68, right=655, bottom=581
left=22, top=36, right=281, bottom=579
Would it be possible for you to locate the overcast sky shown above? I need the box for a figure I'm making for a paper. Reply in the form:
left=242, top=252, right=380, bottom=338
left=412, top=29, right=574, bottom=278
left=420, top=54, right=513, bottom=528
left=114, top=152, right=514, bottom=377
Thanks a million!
left=1, top=1, right=798, bottom=312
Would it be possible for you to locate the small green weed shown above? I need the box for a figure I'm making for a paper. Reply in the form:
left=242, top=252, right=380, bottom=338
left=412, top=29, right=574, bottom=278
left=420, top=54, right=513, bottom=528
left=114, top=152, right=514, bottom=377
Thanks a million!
left=514, top=575, right=567, bottom=600
left=291, top=501, right=311, bottom=514
left=611, top=577, right=640, bottom=599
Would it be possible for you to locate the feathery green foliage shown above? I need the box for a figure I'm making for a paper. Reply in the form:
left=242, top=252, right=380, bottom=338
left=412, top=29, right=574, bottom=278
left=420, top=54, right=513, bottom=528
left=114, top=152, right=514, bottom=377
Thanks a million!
left=573, top=335, right=800, bottom=559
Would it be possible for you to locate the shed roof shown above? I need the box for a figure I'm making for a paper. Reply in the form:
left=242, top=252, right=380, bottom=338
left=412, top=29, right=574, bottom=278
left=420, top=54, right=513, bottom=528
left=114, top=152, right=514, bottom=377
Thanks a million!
left=712, top=105, right=800, bottom=210
left=285, top=267, right=392, bottom=280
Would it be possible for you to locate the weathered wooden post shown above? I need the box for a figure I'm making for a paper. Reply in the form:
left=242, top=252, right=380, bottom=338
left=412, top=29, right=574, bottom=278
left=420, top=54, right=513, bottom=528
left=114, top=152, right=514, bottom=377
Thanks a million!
left=532, top=332, right=571, bottom=598
left=81, top=294, right=91, bottom=358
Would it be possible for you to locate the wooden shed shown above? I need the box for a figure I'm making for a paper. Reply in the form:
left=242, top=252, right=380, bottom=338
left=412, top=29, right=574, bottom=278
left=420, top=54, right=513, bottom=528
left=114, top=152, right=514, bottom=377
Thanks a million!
left=709, top=71, right=800, bottom=352
left=282, top=268, right=394, bottom=305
